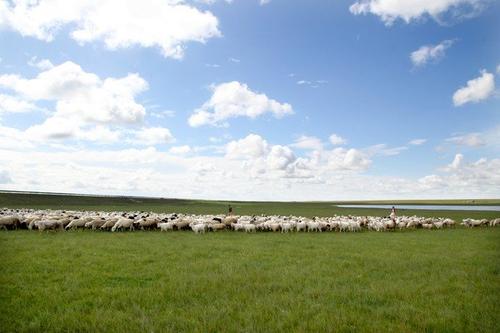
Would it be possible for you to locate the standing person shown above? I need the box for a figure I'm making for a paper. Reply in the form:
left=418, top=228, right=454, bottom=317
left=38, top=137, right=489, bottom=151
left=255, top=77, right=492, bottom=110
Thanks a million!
left=390, top=206, right=396, bottom=221
left=228, top=204, right=233, bottom=216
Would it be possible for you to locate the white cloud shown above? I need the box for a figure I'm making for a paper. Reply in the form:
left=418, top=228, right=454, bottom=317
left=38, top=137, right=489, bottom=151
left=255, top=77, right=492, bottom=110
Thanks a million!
left=0, top=61, right=176, bottom=146
left=497, top=64, right=500, bottom=74
left=266, top=145, right=296, bottom=170
left=0, top=0, right=220, bottom=59
left=446, top=133, right=486, bottom=147
left=291, top=135, right=323, bottom=150
left=329, top=134, right=347, bottom=145
left=132, top=127, right=174, bottom=146
left=409, top=138, right=427, bottom=145
left=453, top=70, right=495, bottom=106
left=169, top=145, right=192, bottom=155
left=0, top=61, right=148, bottom=124
left=410, top=39, right=455, bottom=67
left=448, top=153, right=464, bottom=169
left=0, top=61, right=150, bottom=141
left=28, top=56, right=54, bottom=70
left=260, top=0, right=271, bottom=5
left=364, top=144, right=408, bottom=156
left=188, top=81, right=293, bottom=127
left=418, top=174, right=445, bottom=190
left=349, top=0, right=485, bottom=25
left=226, top=134, right=269, bottom=159
left=0, top=94, right=39, bottom=113
left=1, top=131, right=499, bottom=200
left=327, top=148, right=371, bottom=171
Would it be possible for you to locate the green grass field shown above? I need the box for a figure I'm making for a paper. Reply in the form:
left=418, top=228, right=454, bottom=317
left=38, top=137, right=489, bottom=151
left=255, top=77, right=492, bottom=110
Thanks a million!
left=1, top=229, right=499, bottom=332
left=1, top=192, right=499, bottom=332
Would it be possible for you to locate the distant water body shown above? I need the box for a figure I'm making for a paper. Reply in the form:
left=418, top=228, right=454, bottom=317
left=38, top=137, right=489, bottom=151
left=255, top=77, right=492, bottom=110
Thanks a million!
left=336, top=205, right=500, bottom=212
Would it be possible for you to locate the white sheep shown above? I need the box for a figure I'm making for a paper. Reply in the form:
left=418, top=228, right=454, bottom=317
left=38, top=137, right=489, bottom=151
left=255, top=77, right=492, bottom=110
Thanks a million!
left=111, top=218, right=135, bottom=232
left=158, top=222, right=175, bottom=232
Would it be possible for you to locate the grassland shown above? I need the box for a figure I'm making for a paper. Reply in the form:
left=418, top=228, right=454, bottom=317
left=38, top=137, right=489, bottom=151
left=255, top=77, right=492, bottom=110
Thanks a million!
left=1, top=192, right=499, bottom=332
left=1, top=191, right=499, bottom=220
left=0, top=229, right=499, bottom=332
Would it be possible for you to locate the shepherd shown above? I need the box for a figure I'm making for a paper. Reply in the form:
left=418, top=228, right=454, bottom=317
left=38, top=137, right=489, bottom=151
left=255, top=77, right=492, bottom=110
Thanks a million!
left=228, top=204, right=233, bottom=216
left=390, top=206, right=397, bottom=221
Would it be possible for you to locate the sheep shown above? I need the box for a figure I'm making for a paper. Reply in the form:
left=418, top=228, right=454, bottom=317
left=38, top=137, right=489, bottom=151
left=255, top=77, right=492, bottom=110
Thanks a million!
left=100, top=218, right=119, bottom=230
left=138, top=217, right=159, bottom=230
left=158, top=222, right=175, bottom=232
left=295, top=221, right=307, bottom=232
left=349, top=221, right=361, bottom=232
left=243, top=224, right=256, bottom=233
left=174, top=219, right=191, bottom=230
left=489, top=218, right=500, bottom=227
left=339, top=221, right=350, bottom=232
left=111, top=218, right=135, bottom=232
left=231, top=223, right=246, bottom=232
left=65, top=218, right=88, bottom=230
left=208, top=223, right=226, bottom=232
left=191, top=223, right=207, bottom=234
left=85, top=218, right=107, bottom=230
left=223, top=216, right=238, bottom=227
left=281, top=223, right=293, bottom=233
left=307, top=222, right=320, bottom=232
left=35, top=219, right=64, bottom=231
left=0, top=216, right=20, bottom=230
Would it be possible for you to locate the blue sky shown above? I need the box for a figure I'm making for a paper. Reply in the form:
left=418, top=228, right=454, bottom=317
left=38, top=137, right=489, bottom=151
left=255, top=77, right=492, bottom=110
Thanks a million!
left=0, top=0, right=499, bottom=200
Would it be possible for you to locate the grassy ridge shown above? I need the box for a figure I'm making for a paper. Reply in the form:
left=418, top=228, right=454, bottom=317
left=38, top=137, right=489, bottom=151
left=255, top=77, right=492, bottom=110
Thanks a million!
left=1, top=192, right=499, bottom=220
left=0, top=229, right=499, bottom=332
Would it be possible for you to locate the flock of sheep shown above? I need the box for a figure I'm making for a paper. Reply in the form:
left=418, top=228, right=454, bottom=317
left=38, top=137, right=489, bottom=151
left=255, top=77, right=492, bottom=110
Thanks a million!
left=1, top=208, right=499, bottom=233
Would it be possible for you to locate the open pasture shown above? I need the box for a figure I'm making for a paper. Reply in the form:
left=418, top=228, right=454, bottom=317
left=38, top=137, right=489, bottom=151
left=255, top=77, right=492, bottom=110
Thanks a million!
left=0, top=229, right=499, bottom=332
left=0, top=192, right=499, bottom=332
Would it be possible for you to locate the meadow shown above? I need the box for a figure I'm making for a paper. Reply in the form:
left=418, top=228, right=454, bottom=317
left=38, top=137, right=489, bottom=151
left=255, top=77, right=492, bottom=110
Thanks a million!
left=0, top=192, right=499, bottom=332
left=0, top=229, right=499, bottom=332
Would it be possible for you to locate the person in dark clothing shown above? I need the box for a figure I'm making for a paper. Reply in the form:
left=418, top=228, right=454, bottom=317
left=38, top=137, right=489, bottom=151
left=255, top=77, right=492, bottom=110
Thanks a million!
left=228, top=205, right=233, bottom=215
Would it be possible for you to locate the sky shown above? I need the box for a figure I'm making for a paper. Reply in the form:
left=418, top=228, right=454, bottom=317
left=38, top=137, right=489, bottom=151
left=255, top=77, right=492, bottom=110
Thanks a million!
left=0, top=0, right=499, bottom=201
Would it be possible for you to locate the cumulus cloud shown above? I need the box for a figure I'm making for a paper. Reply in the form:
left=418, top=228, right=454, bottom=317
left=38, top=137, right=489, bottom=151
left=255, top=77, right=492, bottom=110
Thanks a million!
left=226, top=134, right=269, bottom=159
left=169, top=145, right=192, bottom=155
left=28, top=56, right=54, bottom=70
left=448, top=153, right=464, bottom=169
left=0, top=61, right=148, bottom=124
left=1, top=131, right=499, bottom=200
left=329, top=134, right=347, bottom=145
left=0, top=61, right=176, bottom=146
left=0, top=61, right=153, bottom=141
left=409, top=138, right=427, bottom=145
left=188, top=81, right=293, bottom=127
left=132, top=127, right=175, bottom=146
left=452, top=70, right=495, bottom=106
left=0, top=0, right=220, bottom=59
left=291, top=135, right=323, bottom=150
left=327, top=148, right=371, bottom=171
left=349, top=0, right=486, bottom=25
left=0, top=94, right=39, bottom=113
left=410, top=39, right=455, bottom=67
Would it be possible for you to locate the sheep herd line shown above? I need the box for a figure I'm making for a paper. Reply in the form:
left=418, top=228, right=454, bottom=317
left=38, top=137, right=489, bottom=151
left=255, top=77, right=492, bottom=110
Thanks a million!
left=0, top=208, right=499, bottom=233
